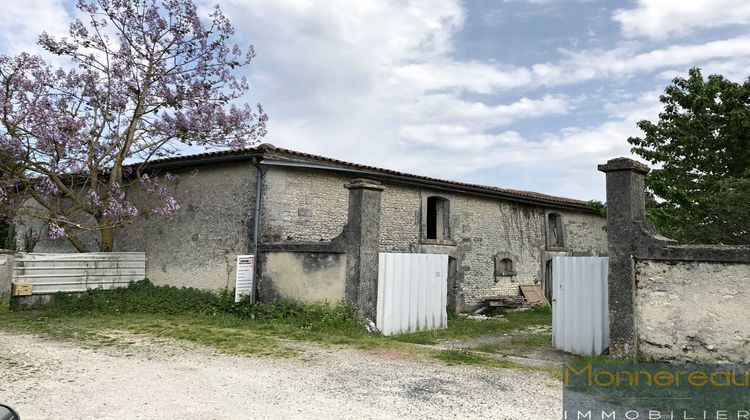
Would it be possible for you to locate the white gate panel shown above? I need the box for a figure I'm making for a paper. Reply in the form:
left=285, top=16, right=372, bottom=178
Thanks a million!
left=377, top=253, right=448, bottom=336
left=552, top=256, right=609, bottom=356
left=13, top=252, right=146, bottom=294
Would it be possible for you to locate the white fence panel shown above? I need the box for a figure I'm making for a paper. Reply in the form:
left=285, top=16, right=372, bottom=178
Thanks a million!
left=377, top=253, right=448, bottom=336
left=552, top=256, right=609, bottom=356
left=13, top=252, right=146, bottom=294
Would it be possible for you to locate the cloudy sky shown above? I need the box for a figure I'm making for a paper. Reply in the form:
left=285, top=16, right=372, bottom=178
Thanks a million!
left=2, top=0, right=750, bottom=200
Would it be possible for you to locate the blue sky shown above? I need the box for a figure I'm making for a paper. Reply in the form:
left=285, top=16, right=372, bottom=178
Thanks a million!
left=2, top=0, right=750, bottom=200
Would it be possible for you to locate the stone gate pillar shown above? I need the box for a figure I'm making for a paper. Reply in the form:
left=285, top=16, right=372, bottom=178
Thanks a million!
left=597, top=158, right=651, bottom=359
left=344, top=178, right=384, bottom=326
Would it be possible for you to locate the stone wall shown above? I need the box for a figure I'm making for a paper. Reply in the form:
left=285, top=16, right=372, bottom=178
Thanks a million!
left=259, top=251, right=346, bottom=303
left=263, top=166, right=607, bottom=306
left=599, top=157, right=750, bottom=361
left=562, top=211, right=608, bottom=255
left=260, top=166, right=349, bottom=243
left=636, top=259, right=750, bottom=363
left=437, top=193, right=548, bottom=303
left=379, top=184, right=421, bottom=252
left=31, top=163, right=256, bottom=290
left=24, top=160, right=607, bottom=308
left=0, top=250, right=14, bottom=311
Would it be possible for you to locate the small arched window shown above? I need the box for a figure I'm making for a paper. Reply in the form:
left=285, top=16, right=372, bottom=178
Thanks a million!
left=494, top=252, right=517, bottom=281
left=425, top=196, right=450, bottom=240
left=499, top=258, right=513, bottom=273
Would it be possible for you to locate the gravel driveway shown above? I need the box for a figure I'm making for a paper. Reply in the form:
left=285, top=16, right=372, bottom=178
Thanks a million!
left=0, top=330, right=561, bottom=419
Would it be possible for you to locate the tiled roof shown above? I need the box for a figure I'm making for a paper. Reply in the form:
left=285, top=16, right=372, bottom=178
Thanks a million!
left=143, top=143, right=595, bottom=210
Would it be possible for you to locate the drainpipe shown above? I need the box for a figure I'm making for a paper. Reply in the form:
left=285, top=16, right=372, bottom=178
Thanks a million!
left=250, top=156, right=263, bottom=305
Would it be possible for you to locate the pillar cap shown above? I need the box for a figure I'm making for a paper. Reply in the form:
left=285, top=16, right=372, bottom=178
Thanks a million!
left=345, top=178, right=385, bottom=191
left=598, top=157, right=650, bottom=175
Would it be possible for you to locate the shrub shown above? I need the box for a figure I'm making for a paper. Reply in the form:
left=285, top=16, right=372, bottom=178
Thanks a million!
left=50, top=279, right=225, bottom=315
left=44, top=279, right=360, bottom=331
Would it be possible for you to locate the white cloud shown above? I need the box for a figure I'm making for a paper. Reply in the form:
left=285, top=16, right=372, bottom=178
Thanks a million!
left=397, top=94, right=570, bottom=129
left=658, top=59, right=750, bottom=83
left=218, top=1, right=574, bottom=156
left=212, top=0, right=750, bottom=199
left=394, top=36, right=750, bottom=94
left=385, top=94, right=663, bottom=200
left=613, top=0, right=750, bottom=40
left=3, top=0, right=747, bottom=201
left=0, top=0, right=70, bottom=54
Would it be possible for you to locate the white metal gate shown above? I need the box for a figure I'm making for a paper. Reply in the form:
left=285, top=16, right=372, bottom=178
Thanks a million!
left=552, top=256, right=609, bottom=355
left=13, top=252, right=146, bottom=294
left=376, top=253, right=448, bottom=336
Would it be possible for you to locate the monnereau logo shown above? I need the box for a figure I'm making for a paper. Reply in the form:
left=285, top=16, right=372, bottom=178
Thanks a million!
left=565, top=363, right=750, bottom=388
left=562, top=363, right=750, bottom=420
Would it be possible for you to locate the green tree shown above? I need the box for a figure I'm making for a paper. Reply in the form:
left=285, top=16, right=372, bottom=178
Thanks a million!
left=628, top=68, right=750, bottom=245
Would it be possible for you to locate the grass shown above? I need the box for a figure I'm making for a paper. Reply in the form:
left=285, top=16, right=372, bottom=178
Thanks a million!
left=434, top=349, right=562, bottom=379
left=390, top=306, right=551, bottom=345
left=473, top=333, right=552, bottom=357
left=0, top=309, right=388, bottom=357
left=0, top=280, right=554, bottom=370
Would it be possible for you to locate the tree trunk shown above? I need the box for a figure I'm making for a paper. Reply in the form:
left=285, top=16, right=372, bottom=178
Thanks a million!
left=67, top=234, right=89, bottom=253
left=99, top=225, right=114, bottom=252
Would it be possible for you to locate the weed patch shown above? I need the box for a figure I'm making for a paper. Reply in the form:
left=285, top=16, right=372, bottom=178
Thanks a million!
left=0, top=280, right=382, bottom=356
left=0, top=280, right=555, bottom=367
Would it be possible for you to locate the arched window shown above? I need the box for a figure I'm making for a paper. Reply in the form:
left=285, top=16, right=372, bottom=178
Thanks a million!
left=494, top=252, right=517, bottom=281
left=425, top=196, right=450, bottom=240
left=546, top=212, right=565, bottom=248
left=499, top=258, right=513, bottom=273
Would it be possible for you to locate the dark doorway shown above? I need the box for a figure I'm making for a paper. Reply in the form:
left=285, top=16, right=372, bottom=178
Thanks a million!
left=426, top=196, right=448, bottom=240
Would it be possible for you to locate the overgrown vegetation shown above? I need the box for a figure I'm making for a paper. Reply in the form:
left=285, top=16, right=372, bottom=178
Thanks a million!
left=34, top=280, right=367, bottom=342
left=1, top=281, right=377, bottom=356
left=586, top=200, right=607, bottom=218
left=0, top=280, right=554, bottom=367
left=21, top=227, right=36, bottom=252
left=1, top=225, right=36, bottom=252
left=2, top=223, right=14, bottom=250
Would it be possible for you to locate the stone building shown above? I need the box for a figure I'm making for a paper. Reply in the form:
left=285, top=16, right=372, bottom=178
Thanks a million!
left=31, top=144, right=607, bottom=309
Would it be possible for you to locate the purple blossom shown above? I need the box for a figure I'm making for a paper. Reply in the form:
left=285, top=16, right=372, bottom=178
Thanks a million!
left=102, top=183, right=139, bottom=219
left=86, top=189, right=102, bottom=207
left=0, top=0, right=266, bottom=251
left=152, top=197, right=180, bottom=218
left=48, top=222, right=66, bottom=240
left=36, top=177, right=59, bottom=198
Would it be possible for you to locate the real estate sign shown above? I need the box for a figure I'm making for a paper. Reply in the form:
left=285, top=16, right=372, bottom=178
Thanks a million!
left=235, top=255, right=255, bottom=303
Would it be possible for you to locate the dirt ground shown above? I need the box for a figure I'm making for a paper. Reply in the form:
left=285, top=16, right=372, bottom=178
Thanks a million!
left=435, top=324, right=570, bottom=365
left=0, top=330, right=562, bottom=419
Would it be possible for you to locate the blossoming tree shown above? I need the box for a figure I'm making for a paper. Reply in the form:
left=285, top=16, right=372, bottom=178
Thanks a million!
left=0, top=0, right=267, bottom=252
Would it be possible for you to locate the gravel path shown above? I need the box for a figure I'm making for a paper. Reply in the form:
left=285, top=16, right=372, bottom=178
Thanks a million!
left=0, top=330, right=562, bottom=419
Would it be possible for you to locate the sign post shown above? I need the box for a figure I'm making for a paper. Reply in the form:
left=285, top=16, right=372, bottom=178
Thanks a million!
left=235, top=255, right=255, bottom=303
